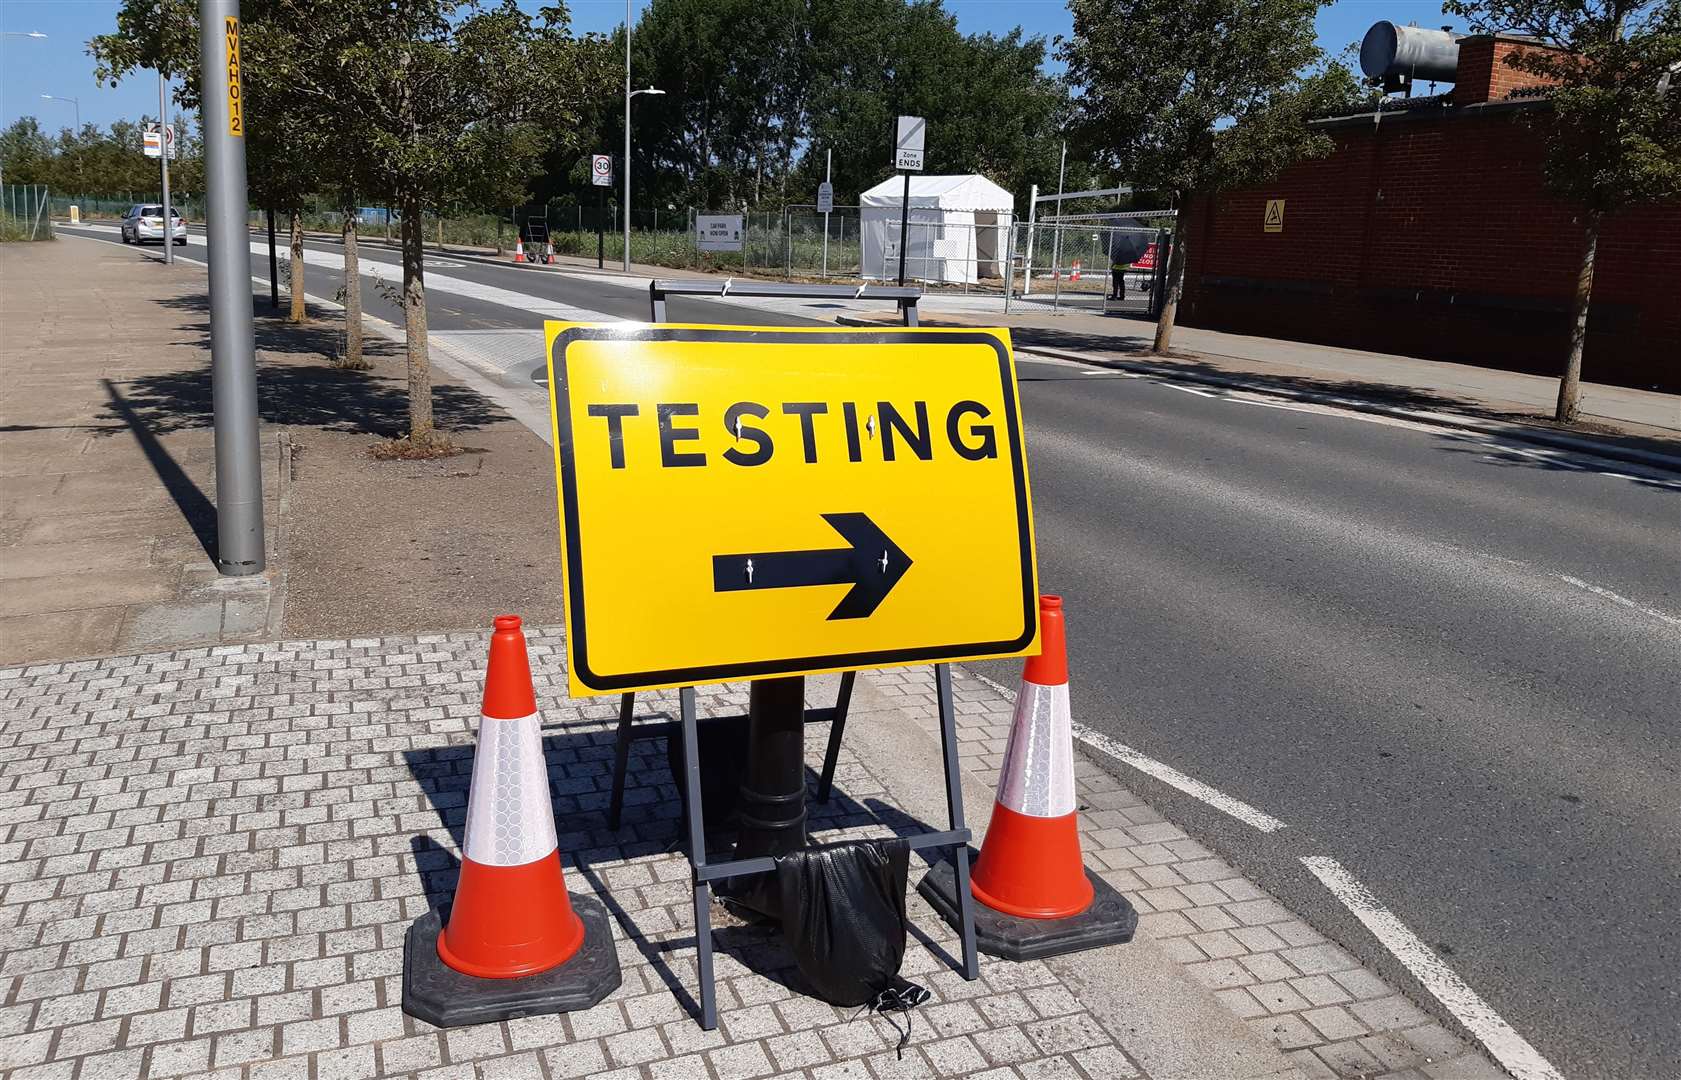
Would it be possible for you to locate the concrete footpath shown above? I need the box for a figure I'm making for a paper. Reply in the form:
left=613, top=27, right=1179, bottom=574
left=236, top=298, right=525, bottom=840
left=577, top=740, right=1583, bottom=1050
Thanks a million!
left=0, top=636, right=1507, bottom=1080
left=0, top=242, right=286, bottom=664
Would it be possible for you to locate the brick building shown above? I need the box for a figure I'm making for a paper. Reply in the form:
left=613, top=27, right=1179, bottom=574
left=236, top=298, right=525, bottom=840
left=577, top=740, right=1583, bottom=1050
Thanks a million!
left=1178, top=35, right=1681, bottom=393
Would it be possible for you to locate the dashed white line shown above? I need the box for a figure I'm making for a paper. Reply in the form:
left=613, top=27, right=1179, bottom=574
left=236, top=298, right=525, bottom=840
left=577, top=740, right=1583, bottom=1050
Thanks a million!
left=1300, top=856, right=1565, bottom=1080
left=963, top=667, right=1287, bottom=833
left=1557, top=575, right=1681, bottom=627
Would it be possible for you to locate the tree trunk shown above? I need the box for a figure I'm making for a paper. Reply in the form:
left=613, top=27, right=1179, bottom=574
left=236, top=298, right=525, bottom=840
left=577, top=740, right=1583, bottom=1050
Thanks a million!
left=401, top=195, right=435, bottom=445
left=1152, top=199, right=1191, bottom=355
left=342, top=206, right=364, bottom=369
left=1556, top=209, right=1600, bottom=424
left=288, top=209, right=306, bottom=323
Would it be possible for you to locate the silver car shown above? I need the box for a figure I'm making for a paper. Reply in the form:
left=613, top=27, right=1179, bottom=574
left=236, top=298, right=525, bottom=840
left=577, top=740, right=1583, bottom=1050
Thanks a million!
left=120, top=204, right=187, bottom=245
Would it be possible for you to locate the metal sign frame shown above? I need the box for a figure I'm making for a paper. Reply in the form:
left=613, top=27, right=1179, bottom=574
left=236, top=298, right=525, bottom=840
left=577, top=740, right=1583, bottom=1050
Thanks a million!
left=590, top=282, right=981, bottom=1030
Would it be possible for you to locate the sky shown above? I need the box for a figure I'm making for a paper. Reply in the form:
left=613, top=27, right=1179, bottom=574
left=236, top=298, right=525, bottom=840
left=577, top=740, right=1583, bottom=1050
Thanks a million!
left=1, top=0, right=1463, bottom=135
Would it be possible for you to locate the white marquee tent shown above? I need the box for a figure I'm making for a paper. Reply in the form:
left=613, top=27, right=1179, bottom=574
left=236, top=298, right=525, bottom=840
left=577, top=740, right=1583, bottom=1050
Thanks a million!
left=859, top=174, right=1014, bottom=285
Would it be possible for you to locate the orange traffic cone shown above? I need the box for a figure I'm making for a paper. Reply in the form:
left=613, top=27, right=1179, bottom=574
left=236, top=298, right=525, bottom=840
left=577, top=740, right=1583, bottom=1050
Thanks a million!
left=438, top=615, right=583, bottom=976
left=970, top=595, right=1091, bottom=918
left=543, top=241, right=556, bottom=265
left=1070, top=259, right=1082, bottom=282
left=917, top=595, right=1137, bottom=961
left=402, top=615, right=620, bottom=1026
left=513, top=239, right=527, bottom=263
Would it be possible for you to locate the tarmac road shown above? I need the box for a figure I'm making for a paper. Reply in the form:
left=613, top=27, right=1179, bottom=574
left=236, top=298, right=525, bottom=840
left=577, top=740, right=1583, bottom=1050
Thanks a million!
left=62, top=224, right=1681, bottom=1076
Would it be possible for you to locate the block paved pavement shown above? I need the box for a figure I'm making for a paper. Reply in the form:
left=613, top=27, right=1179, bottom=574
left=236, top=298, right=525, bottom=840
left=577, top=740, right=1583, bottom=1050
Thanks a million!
left=0, top=630, right=1508, bottom=1080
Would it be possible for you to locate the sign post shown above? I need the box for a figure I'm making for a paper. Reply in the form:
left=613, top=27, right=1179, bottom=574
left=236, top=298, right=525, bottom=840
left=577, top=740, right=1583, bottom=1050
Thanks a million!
left=156, top=71, right=173, bottom=264
left=591, top=153, right=612, bottom=269
left=197, top=0, right=264, bottom=575
left=893, top=116, right=925, bottom=286
left=546, top=318, right=1015, bottom=1028
left=818, top=149, right=834, bottom=279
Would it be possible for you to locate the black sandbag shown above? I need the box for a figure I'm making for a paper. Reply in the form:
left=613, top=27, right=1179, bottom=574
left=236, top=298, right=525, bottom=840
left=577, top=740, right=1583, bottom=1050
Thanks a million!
left=775, top=838, right=910, bottom=1007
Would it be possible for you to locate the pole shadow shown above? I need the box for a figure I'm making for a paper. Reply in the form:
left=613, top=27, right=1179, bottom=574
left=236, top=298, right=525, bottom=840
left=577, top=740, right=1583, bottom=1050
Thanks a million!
left=101, top=378, right=217, bottom=560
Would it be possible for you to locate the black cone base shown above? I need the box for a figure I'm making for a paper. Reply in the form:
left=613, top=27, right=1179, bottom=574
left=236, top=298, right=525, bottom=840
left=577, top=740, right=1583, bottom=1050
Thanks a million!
left=402, top=893, right=622, bottom=1027
left=918, top=850, right=1137, bottom=962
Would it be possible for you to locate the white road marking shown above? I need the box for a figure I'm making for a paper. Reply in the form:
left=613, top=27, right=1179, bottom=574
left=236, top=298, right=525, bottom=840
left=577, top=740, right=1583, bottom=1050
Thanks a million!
left=1300, top=856, right=1565, bottom=1080
left=63, top=224, right=614, bottom=323
left=1557, top=575, right=1681, bottom=627
left=964, top=668, right=1288, bottom=833
left=1073, top=722, right=1288, bottom=833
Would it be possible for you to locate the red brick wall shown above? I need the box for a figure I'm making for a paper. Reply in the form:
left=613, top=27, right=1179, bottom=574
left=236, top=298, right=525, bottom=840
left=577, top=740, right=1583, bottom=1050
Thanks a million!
left=1178, top=105, right=1681, bottom=392
left=1453, top=37, right=1564, bottom=105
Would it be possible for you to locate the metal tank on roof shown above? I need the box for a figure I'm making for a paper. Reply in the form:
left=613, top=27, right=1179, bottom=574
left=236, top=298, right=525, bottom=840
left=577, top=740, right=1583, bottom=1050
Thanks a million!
left=1360, top=21, right=1461, bottom=82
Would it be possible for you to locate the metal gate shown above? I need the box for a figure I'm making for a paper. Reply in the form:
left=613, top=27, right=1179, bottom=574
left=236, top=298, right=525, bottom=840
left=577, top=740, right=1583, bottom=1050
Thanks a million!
left=1004, top=213, right=1174, bottom=318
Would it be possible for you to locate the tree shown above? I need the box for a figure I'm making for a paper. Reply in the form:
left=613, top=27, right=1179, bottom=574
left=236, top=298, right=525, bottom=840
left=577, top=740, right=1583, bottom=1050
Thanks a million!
left=1061, top=0, right=1357, bottom=353
left=1444, top=0, right=1681, bottom=421
left=273, top=0, right=610, bottom=448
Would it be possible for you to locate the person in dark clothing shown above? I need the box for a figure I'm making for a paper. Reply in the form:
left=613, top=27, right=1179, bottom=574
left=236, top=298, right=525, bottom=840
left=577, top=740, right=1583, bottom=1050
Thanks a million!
left=1107, top=231, right=1150, bottom=301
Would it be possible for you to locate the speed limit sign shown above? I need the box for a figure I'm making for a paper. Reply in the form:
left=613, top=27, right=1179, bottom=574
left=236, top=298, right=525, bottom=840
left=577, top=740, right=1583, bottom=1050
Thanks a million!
left=591, top=154, right=612, bottom=187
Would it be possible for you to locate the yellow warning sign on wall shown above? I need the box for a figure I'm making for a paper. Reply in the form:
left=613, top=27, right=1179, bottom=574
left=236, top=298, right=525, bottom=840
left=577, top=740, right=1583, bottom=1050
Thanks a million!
left=224, top=17, right=244, bottom=137
left=545, top=323, right=1040, bottom=695
left=1264, top=198, right=1285, bottom=233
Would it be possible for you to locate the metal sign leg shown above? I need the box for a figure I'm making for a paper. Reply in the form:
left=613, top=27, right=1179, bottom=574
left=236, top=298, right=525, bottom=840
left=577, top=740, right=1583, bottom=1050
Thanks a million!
left=815, top=670, right=856, bottom=803
left=934, top=664, right=980, bottom=979
left=608, top=692, right=636, bottom=830
left=678, top=687, right=718, bottom=1029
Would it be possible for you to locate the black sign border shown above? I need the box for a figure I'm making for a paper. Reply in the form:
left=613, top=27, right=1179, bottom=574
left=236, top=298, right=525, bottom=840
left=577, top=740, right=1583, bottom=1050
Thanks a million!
left=552, top=325, right=1036, bottom=691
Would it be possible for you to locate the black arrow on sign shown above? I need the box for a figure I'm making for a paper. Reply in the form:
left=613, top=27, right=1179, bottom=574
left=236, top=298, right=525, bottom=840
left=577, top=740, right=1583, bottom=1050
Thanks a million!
left=712, top=512, right=913, bottom=620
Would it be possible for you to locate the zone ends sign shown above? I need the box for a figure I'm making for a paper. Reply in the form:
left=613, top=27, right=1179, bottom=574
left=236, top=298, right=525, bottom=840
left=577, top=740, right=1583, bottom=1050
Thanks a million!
left=894, top=115, right=926, bottom=171
left=544, top=323, right=1040, bottom=695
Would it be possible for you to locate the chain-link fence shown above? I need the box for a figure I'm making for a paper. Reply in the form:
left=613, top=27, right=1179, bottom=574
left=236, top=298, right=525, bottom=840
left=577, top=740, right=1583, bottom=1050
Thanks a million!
left=1, top=185, right=53, bottom=241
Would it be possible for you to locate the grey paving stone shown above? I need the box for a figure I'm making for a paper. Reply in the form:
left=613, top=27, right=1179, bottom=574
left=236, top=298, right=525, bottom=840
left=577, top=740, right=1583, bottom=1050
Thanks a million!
left=0, top=635, right=1507, bottom=1080
left=707, top=1039, right=776, bottom=1080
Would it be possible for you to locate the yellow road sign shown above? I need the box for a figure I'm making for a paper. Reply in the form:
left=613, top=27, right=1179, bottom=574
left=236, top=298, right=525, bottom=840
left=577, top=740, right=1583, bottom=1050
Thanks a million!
left=1264, top=198, right=1285, bottom=233
left=545, top=323, right=1039, bottom=695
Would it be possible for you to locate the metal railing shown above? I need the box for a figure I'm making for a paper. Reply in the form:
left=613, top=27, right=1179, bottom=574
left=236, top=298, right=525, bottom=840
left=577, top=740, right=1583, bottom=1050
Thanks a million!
left=649, top=278, right=921, bottom=325
left=1, top=185, right=53, bottom=240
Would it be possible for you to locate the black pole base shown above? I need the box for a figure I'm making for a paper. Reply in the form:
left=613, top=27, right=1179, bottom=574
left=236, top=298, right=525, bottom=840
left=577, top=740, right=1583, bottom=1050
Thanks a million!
left=917, top=850, right=1137, bottom=962
left=401, top=895, right=622, bottom=1028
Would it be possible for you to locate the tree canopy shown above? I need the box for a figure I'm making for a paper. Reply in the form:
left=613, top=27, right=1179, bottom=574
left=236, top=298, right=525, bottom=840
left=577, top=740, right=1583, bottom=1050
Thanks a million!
left=556, top=0, right=1077, bottom=213
left=1, top=115, right=205, bottom=198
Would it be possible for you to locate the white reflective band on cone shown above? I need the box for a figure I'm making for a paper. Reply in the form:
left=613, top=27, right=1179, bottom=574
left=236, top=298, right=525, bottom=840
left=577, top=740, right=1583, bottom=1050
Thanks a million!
left=462, top=713, right=559, bottom=866
left=995, top=680, right=1077, bottom=818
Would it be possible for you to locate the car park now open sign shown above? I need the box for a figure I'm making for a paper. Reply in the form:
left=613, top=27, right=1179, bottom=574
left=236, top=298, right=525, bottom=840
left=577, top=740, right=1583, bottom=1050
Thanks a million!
left=544, top=323, right=1040, bottom=695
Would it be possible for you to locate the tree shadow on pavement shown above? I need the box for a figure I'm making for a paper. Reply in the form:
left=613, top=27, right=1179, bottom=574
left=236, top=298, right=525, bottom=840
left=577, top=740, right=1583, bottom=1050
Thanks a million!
left=1429, top=431, right=1681, bottom=494
left=399, top=718, right=959, bottom=1024
left=93, top=294, right=505, bottom=438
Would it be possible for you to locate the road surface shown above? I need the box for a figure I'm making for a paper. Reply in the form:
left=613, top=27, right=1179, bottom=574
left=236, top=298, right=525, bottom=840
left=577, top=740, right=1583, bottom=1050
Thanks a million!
left=61, top=223, right=1681, bottom=1077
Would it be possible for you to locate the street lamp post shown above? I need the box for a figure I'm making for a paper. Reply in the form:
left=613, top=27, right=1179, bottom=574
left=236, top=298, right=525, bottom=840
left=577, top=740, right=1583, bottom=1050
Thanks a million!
left=40, top=93, right=80, bottom=130
left=622, top=0, right=664, bottom=272
left=622, top=87, right=664, bottom=271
